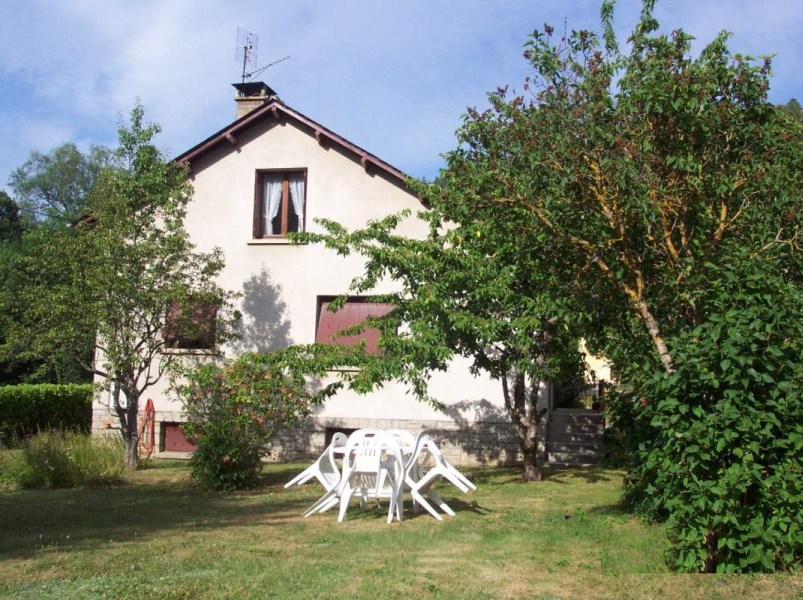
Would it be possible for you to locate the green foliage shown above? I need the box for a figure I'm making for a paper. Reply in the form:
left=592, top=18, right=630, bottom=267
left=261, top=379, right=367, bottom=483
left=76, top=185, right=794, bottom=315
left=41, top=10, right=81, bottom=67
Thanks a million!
left=178, top=350, right=341, bottom=491
left=8, top=142, right=113, bottom=224
left=778, top=98, right=801, bottom=122
left=0, top=430, right=124, bottom=489
left=297, top=181, right=588, bottom=480
left=623, top=262, right=802, bottom=572
left=0, top=384, right=92, bottom=444
left=423, top=0, right=801, bottom=568
left=0, top=191, right=25, bottom=243
left=2, top=104, right=238, bottom=469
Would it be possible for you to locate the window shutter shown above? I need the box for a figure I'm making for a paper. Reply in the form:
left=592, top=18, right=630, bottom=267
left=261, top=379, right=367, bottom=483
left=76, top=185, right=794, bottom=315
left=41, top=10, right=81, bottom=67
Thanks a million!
left=315, top=298, right=393, bottom=354
left=253, top=173, right=263, bottom=238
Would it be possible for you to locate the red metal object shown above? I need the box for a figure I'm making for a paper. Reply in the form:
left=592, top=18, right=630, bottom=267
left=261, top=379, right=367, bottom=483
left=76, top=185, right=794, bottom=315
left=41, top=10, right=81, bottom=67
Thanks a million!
left=138, top=398, right=156, bottom=458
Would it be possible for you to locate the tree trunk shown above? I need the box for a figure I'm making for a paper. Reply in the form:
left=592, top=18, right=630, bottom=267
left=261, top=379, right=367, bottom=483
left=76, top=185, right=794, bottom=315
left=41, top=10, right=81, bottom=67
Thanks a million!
left=521, top=434, right=541, bottom=481
left=502, top=368, right=544, bottom=482
left=633, top=298, right=675, bottom=373
left=113, top=385, right=139, bottom=471
left=123, top=433, right=139, bottom=471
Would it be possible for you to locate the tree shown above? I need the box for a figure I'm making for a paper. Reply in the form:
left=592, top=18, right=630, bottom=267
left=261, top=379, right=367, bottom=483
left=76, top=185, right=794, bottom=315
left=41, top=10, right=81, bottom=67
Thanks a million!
left=302, top=0, right=802, bottom=570
left=0, top=191, right=25, bottom=243
left=0, top=191, right=91, bottom=384
left=779, top=98, right=801, bottom=121
left=301, top=209, right=586, bottom=481
left=6, top=105, right=238, bottom=469
left=8, top=142, right=113, bottom=225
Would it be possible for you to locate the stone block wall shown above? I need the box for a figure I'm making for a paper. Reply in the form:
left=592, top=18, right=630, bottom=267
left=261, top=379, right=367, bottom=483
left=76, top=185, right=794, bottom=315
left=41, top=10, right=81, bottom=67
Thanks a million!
left=92, top=406, right=548, bottom=466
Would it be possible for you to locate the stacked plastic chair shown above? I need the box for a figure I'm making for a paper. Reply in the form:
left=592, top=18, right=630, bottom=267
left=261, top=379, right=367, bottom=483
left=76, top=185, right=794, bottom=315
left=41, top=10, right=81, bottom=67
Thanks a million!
left=302, top=429, right=405, bottom=524
left=403, top=432, right=476, bottom=521
left=284, top=432, right=347, bottom=492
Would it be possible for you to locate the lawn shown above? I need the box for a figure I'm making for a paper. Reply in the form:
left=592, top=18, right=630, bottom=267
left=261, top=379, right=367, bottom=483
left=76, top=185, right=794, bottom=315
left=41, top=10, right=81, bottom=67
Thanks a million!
left=0, top=461, right=799, bottom=599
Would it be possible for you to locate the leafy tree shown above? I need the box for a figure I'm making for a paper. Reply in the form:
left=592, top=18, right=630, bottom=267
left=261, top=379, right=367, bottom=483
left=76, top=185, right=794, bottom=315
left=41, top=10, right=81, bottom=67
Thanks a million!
left=8, top=142, right=113, bottom=224
left=0, top=191, right=25, bottom=243
left=300, top=210, right=586, bottom=481
left=6, top=105, right=238, bottom=469
left=450, top=0, right=801, bottom=572
left=302, top=0, right=802, bottom=570
left=779, top=98, right=801, bottom=121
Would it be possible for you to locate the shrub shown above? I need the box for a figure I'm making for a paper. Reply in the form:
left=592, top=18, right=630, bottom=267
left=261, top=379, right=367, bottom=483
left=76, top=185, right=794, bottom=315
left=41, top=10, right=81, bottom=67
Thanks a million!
left=0, top=384, right=93, bottom=445
left=623, top=270, right=803, bottom=572
left=178, top=352, right=315, bottom=491
left=0, top=430, right=125, bottom=488
left=0, top=450, right=26, bottom=488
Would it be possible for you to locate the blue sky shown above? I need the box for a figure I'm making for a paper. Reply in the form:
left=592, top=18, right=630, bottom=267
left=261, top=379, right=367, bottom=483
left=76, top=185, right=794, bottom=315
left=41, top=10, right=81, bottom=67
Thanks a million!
left=1, top=0, right=800, bottom=193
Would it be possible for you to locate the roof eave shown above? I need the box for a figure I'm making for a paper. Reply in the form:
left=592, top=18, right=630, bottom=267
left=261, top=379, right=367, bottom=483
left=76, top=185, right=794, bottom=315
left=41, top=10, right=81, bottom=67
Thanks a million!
left=174, top=100, right=412, bottom=189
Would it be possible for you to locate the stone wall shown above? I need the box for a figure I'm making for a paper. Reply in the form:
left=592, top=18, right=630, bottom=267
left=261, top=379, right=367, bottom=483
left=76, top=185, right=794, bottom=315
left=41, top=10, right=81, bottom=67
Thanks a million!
left=93, top=406, right=548, bottom=466
left=264, top=415, right=547, bottom=466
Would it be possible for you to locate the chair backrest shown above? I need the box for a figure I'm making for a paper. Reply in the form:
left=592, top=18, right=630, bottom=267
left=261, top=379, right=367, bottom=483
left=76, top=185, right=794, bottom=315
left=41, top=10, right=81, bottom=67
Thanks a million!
left=386, top=429, right=417, bottom=452
left=343, top=430, right=404, bottom=493
left=318, top=431, right=348, bottom=488
left=330, top=431, right=347, bottom=452
left=341, top=429, right=382, bottom=474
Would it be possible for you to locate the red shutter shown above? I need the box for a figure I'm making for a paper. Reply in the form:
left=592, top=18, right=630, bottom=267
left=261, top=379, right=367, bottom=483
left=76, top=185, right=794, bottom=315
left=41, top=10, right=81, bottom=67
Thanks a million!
left=315, top=298, right=393, bottom=354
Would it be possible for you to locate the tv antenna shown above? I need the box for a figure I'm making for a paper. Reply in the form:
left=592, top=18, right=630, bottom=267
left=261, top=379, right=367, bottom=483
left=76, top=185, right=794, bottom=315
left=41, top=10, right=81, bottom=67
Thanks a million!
left=235, top=27, right=290, bottom=83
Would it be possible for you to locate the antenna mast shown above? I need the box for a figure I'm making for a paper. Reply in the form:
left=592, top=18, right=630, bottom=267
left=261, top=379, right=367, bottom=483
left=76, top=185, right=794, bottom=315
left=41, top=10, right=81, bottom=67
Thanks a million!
left=235, top=27, right=289, bottom=82
left=235, top=27, right=257, bottom=83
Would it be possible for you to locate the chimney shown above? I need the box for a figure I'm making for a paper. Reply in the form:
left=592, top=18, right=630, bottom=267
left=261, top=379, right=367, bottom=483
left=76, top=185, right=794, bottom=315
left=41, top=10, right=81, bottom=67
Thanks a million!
left=232, top=82, right=279, bottom=120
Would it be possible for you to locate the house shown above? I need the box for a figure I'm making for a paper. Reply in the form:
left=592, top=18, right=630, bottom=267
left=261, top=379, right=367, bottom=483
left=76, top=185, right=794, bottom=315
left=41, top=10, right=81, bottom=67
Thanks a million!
left=91, top=82, right=605, bottom=464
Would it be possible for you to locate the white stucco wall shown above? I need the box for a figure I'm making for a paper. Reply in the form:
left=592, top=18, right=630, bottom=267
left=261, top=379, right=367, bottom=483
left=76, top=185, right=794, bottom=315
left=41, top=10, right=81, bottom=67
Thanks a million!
left=92, top=111, right=536, bottom=456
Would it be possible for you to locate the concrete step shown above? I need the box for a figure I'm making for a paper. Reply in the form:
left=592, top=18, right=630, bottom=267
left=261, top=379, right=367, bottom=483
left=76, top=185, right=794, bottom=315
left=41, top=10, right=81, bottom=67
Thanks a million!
left=547, top=431, right=603, bottom=444
left=549, top=411, right=604, bottom=426
left=547, top=451, right=598, bottom=465
left=547, top=422, right=604, bottom=435
left=546, top=441, right=601, bottom=454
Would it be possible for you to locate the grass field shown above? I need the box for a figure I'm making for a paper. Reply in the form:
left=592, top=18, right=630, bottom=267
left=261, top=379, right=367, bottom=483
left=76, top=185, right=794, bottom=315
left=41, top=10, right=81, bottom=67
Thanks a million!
left=0, top=461, right=799, bottom=599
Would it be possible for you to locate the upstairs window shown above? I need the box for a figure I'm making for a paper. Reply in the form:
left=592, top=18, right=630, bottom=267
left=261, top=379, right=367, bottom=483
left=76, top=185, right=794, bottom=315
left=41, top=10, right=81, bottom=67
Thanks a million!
left=164, top=300, right=218, bottom=351
left=253, top=170, right=306, bottom=237
left=315, top=297, right=394, bottom=354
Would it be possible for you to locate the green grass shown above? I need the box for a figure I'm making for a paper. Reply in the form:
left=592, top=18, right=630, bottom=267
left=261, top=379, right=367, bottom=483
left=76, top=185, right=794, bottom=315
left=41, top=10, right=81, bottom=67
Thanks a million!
left=0, top=461, right=799, bottom=599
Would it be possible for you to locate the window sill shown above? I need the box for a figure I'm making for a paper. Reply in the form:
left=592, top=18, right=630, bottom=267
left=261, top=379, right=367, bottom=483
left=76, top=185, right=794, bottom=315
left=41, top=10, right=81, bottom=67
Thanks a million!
left=162, top=348, right=220, bottom=356
left=248, top=238, right=301, bottom=246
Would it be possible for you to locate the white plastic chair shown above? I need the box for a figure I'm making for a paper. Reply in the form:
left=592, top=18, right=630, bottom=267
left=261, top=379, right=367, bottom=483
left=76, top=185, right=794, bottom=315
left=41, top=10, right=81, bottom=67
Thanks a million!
left=386, top=429, right=416, bottom=451
left=337, top=430, right=405, bottom=523
left=284, top=432, right=347, bottom=492
left=403, top=433, right=476, bottom=521
left=302, top=429, right=403, bottom=523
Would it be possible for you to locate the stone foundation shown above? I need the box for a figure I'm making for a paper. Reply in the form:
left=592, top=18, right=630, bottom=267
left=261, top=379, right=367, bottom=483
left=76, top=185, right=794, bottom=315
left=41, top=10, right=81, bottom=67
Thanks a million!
left=92, top=407, right=547, bottom=466
left=264, top=416, right=544, bottom=466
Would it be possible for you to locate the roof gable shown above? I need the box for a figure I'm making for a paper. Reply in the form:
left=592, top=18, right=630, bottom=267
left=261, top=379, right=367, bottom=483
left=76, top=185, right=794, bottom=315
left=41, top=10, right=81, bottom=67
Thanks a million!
left=175, top=100, right=415, bottom=193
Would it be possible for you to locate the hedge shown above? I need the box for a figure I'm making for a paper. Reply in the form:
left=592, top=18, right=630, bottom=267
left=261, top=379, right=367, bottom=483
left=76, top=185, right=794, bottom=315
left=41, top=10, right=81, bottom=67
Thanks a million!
left=0, top=384, right=93, bottom=443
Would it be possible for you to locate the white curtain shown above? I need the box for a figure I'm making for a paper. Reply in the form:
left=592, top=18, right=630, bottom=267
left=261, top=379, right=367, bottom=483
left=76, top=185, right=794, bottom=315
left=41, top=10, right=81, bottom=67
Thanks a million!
left=264, top=175, right=283, bottom=235
left=288, top=173, right=305, bottom=232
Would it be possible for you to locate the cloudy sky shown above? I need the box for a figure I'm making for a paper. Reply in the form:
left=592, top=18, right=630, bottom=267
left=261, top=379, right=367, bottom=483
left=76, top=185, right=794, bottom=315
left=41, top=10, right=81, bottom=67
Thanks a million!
left=0, top=0, right=800, bottom=193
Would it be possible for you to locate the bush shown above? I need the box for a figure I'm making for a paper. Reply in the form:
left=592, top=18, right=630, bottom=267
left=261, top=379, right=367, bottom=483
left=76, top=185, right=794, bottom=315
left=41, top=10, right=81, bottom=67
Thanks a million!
left=0, top=384, right=93, bottom=445
left=0, top=430, right=125, bottom=488
left=178, top=352, right=315, bottom=491
left=623, top=271, right=803, bottom=572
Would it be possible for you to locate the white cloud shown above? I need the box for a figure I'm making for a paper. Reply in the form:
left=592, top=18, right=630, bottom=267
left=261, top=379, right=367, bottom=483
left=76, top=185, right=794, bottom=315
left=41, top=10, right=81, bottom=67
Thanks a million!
left=0, top=0, right=800, bottom=191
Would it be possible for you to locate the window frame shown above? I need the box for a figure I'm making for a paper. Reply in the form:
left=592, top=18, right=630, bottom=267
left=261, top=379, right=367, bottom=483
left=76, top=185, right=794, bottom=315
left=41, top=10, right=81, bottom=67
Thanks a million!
left=253, top=168, right=307, bottom=238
